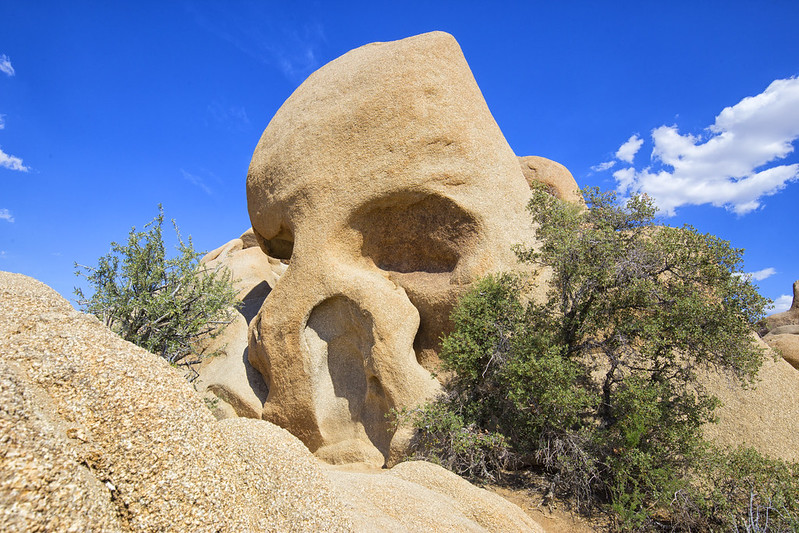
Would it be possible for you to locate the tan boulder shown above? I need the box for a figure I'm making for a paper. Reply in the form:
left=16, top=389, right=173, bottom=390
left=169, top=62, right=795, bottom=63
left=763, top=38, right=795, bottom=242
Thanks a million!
left=326, top=461, right=544, bottom=532
left=192, top=229, right=286, bottom=419
left=518, top=155, right=583, bottom=205
left=246, top=31, right=540, bottom=466
left=0, top=271, right=351, bottom=531
left=762, top=333, right=799, bottom=370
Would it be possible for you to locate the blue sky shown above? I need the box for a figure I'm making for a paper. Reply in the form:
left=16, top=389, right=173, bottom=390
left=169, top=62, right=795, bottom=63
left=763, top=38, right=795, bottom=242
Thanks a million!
left=1, top=1, right=798, bottom=312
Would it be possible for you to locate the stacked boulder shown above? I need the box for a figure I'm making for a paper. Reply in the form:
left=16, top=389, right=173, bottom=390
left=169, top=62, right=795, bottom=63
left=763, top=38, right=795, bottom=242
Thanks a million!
left=192, top=228, right=284, bottom=419
left=760, top=280, right=799, bottom=370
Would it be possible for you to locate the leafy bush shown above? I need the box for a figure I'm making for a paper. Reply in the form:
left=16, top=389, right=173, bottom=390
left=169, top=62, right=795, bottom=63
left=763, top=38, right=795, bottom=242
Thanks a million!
left=395, top=399, right=511, bottom=480
left=74, top=206, right=238, bottom=376
left=698, top=446, right=799, bottom=532
left=409, top=186, right=788, bottom=529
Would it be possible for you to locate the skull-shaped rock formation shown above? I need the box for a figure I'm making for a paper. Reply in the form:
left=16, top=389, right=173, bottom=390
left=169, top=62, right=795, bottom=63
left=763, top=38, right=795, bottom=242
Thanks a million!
left=246, top=31, right=540, bottom=466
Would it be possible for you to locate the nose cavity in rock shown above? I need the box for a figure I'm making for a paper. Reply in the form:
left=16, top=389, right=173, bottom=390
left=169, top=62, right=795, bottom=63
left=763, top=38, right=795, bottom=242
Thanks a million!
left=350, top=192, right=478, bottom=370
left=255, top=223, right=294, bottom=261
left=304, top=295, right=390, bottom=464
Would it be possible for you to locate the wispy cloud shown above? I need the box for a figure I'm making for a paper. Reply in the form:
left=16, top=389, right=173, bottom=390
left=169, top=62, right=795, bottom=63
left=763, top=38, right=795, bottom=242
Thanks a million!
left=207, top=100, right=250, bottom=130
left=187, top=4, right=325, bottom=84
left=0, top=147, right=29, bottom=172
left=616, top=134, right=643, bottom=164
left=0, top=208, right=14, bottom=223
left=0, top=114, right=5, bottom=129
left=0, top=54, right=14, bottom=77
left=180, top=169, right=212, bottom=195
left=591, top=160, right=616, bottom=172
left=748, top=267, right=777, bottom=281
left=597, top=77, right=799, bottom=216
left=772, top=294, right=793, bottom=314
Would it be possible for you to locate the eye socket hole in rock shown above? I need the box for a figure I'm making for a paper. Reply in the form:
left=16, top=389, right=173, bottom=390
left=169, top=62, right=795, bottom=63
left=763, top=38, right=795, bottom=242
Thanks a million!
left=349, top=193, right=478, bottom=274
left=349, top=193, right=479, bottom=372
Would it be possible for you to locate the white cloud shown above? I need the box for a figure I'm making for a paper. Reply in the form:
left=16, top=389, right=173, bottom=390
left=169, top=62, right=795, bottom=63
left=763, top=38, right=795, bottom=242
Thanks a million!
left=613, top=77, right=799, bottom=216
left=591, top=160, right=616, bottom=172
left=615, top=134, right=643, bottom=164
left=746, top=267, right=776, bottom=281
left=772, top=294, right=793, bottom=314
left=0, top=208, right=14, bottom=223
left=181, top=169, right=212, bottom=195
left=0, top=54, right=14, bottom=77
left=0, top=147, right=28, bottom=172
left=0, top=114, right=5, bottom=129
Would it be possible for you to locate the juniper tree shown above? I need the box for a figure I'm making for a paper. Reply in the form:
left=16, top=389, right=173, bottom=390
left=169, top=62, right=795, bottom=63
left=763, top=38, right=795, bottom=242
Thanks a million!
left=408, top=185, right=780, bottom=529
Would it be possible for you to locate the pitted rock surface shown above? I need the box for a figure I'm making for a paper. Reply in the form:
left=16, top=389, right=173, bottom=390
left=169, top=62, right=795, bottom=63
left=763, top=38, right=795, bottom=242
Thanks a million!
left=0, top=271, right=351, bottom=532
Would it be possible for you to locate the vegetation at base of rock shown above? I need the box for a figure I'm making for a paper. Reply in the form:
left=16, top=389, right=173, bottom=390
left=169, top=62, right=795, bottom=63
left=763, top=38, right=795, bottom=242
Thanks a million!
left=406, top=185, right=799, bottom=530
left=74, top=206, right=238, bottom=375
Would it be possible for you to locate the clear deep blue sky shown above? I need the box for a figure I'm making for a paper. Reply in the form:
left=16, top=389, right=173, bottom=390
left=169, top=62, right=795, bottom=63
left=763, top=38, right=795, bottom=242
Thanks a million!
left=1, top=1, right=798, bottom=311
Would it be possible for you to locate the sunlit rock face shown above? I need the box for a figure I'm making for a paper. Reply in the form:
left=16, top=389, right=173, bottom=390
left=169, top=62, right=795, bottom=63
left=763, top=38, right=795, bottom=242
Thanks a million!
left=245, top=31, right=547, bottom=466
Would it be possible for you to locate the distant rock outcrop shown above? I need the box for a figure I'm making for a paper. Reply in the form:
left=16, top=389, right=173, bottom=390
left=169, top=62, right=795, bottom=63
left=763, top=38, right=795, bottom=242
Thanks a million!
left=245, top=31, right=542, bottom=467
left=760, top=280, right=799, bottom=370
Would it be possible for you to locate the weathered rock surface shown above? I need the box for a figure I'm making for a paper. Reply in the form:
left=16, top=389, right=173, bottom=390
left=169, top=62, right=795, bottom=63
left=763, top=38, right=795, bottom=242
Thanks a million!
left=327, top=461, right=544, bottom=532
left=246, top=30, right=540, bottom=467
left=0, top=271, right=351, bottom=531
left=762, top=333, right=799, bottom=370
left=518, top=155, right=583, bottom=205
left=702, top=335, right=799, bottom=463
left=193, top=228, right=285, bottom=419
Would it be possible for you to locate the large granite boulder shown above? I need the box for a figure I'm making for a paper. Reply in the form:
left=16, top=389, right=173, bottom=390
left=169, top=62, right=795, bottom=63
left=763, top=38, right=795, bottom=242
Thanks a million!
left=0, top=271, right=350, bottom=531
left=327, top=461, right=544, bottom=532
left=1, top=271, right=546, bottom=531
left=245, top=31, right=541, bottom=467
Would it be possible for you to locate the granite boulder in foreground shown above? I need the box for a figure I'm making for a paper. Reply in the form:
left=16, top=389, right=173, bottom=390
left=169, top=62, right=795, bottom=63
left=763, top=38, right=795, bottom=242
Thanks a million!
left=0, top=271, right=350, bottom=531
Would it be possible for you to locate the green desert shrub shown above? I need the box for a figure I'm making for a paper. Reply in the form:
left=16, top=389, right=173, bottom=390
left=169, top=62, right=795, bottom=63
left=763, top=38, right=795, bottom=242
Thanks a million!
left=698, top=446, right=799, bottom=532
left=407, top=185, right=794, bottom=530
left=395, top=399, right=511, bottom=480
left=74, top=206, right=238, bottom=377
